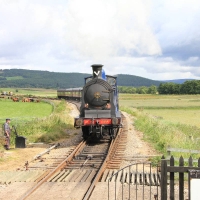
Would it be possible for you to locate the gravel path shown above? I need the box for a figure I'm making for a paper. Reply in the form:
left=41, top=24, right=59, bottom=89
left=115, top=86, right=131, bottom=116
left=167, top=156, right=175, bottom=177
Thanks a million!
left=121, top=111, right=159, bottom=168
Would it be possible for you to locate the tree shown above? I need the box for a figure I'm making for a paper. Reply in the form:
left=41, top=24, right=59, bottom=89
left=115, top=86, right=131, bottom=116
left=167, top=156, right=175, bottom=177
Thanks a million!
left=148, top=85, right=157, bottom=94
left=136, top=86, right=148, bottom=94
left=158, top=82, right=180, bottom=94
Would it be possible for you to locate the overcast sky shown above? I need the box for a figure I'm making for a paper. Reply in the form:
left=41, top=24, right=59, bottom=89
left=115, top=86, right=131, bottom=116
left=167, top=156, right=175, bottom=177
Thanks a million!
left=0, top=0, right=200, bottom=80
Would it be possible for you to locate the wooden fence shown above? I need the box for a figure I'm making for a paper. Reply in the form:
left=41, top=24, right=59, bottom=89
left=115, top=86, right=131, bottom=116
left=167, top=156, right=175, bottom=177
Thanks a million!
left=161, top=155, right=200, bottom=200
left=167, top=146, right=200, bottom=163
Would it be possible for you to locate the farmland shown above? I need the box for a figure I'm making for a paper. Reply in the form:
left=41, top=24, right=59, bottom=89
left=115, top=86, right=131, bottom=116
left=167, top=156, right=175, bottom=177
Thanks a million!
left=119, top=94, right=200, bottom=128
left=0, top=88, right=57, bottom=97
left=1, top=89, right=200, bottom=158
left=0, top=89, right=74, bottom=148
left=0, top=88, right=56, bottom=125
left=120, top=94, right=200, bottom=160
left=0, top=100, right=52, bottom=124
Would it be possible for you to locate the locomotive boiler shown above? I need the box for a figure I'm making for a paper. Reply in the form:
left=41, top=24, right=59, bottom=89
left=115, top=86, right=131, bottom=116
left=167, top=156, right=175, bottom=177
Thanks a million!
left=74, top=64, right=122, bottom=139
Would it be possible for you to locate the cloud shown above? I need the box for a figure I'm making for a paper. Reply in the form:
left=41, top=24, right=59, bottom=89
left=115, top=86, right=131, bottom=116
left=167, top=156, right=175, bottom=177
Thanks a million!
left=64, top=0, right=162, bottom=61
left=163, top=40, right=200, bottom=64
left=0, top=1, right=66, bottom=55
left=151, top=0, right=200, bottom=60
left=0, top=0, right=200, bottom=81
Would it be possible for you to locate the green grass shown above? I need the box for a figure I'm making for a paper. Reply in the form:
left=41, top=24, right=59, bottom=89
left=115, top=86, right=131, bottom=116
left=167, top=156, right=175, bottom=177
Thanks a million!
left=142, top=109, right=200, bottom=127
left=19, top=100, right=74, bottom=143
left=0, top=99, right=75, bottom=148
left=0, top=88, right=57, bottom=97
left=0, top=88, right=74, bottom=150
left=121, top=106, right=200, bottom=162
left=120, top=94, right=200, bottom=128
left=0, top=99, right=52, bottom=125
left=6, top=76, right=24, bottom=80
left=120, top=99, right=200, bottom=108
left=120, top=94, right=200, bottom=164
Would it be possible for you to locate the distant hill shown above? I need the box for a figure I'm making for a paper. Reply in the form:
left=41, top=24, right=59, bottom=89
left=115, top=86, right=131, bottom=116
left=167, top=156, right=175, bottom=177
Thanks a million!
left=116, top=74, right=163, bottom=87
left=163, top=79, right=197, bottom=84
left=0, top=69, right=164, bottom=88
left=0, top=69, right=89, bottom=88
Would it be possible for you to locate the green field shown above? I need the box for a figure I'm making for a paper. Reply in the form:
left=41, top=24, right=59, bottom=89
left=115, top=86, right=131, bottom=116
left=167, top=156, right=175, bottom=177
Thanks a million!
left=120, top=94, right=200, bottom=161
left=0, top=99, right=74, bottom=149
left=1, top=89, right=200, bottom=157
left=0, top=88, right=57, bottom=97
left=0, top=99, right=52, bottom=125
left=120, top=94, right=200, bottom=128
left=0, top=88, right=76, bottom=153
left=6, top=76, right=24, bottom=81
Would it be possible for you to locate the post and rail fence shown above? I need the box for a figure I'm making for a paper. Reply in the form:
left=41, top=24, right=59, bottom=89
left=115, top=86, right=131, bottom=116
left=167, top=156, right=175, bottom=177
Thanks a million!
left=167, top=146, right=200, bottom=163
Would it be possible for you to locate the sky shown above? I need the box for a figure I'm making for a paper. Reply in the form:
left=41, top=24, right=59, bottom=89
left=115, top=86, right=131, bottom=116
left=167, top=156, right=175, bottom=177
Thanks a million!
left=0, top=0, right=200, bottom=80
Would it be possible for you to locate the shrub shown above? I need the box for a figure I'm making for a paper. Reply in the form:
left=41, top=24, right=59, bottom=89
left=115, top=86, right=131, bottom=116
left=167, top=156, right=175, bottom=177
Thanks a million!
left=11, top=100, right=74, bottom=144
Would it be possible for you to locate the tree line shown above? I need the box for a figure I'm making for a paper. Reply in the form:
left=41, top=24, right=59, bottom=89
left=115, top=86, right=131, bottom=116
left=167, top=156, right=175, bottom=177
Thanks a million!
left=119, top=80, right=200, bottom=95
left=158, top=80, right=200, bottom=94
left=118, top=85, right=158, bottom=94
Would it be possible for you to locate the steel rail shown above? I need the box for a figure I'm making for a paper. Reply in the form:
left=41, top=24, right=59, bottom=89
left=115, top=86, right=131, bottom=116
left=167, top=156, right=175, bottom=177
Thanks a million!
left=18, top=140, right=86, bottom=200
left=83, top=126, right=123, bottom=200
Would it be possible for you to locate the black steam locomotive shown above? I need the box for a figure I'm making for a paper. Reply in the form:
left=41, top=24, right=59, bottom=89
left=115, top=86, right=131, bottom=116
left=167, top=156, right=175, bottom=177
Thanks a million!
left=76, top=64, right=121, bottom=139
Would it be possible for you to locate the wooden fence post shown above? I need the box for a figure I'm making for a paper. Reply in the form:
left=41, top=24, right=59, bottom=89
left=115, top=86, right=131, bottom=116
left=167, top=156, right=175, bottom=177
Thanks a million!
left=188, top=156, right=193, bottom=199
left=161, top=155, right=200, bottom=200
left=179, top=156, right=184, bottom=200
left=188, top=156, right=193, bottom=167
left=161, top=155, right=167, bottom=200
left=167, top=145, right=171, bottom=157
left=170, top=156, right=174, bottom=200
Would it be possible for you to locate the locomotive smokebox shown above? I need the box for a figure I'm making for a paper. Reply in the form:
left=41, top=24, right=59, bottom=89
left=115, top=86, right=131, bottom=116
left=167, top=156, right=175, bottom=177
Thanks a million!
left=91, top=64, right=105, bottom=79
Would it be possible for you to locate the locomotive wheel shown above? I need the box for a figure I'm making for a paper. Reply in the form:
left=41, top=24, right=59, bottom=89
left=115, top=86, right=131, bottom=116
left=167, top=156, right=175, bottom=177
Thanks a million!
left=82, top=126, right=90, bottom=140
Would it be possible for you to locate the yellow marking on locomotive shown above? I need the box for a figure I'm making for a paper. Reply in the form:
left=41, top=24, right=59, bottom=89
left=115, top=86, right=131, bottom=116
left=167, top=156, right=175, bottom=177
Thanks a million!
left=94, top=92, right=101, bottom=99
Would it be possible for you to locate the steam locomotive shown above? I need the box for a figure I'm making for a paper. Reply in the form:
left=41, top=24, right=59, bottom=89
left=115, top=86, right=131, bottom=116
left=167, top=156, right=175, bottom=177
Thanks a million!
left=57, top=64, right=122, bottom=139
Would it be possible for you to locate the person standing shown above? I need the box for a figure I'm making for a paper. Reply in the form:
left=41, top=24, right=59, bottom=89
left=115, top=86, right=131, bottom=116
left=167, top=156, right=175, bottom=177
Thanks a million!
left=4, top=118, right=11, bottom=150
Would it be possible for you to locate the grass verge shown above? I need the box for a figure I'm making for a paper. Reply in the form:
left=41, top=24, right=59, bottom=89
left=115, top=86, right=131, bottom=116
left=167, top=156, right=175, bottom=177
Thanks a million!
left=121, top=106, right=200, bottom=164
left=0, top=99, right=52, bottom=124
left=18, top=100, right=74, bottom=143
left=0, top=100, right=74, bottom=149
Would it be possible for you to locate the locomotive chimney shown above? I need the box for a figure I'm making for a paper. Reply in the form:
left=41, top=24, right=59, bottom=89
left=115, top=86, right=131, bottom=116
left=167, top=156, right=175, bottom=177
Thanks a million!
left=91, top=64, right=103, bottom=79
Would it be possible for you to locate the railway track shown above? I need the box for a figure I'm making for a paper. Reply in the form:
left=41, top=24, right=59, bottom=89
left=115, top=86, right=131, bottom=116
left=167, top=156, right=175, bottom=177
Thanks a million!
left=19, top=119, right=126, bottom=200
